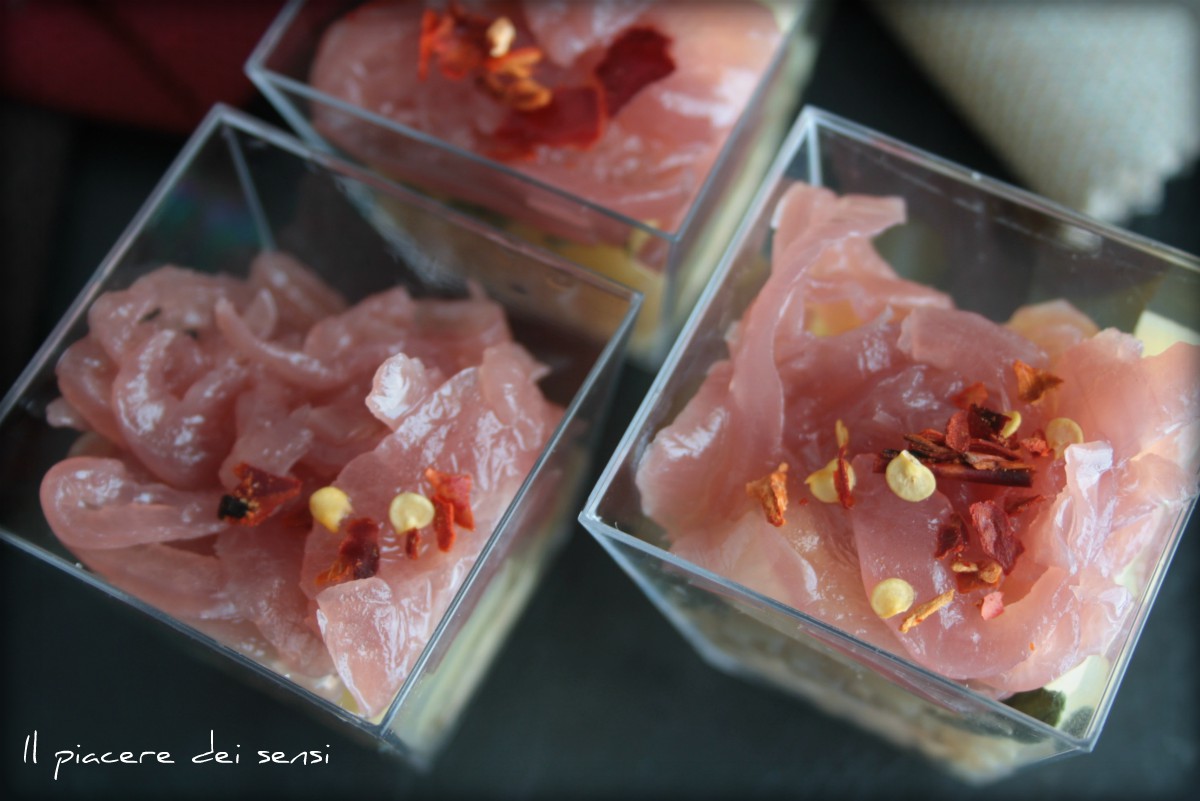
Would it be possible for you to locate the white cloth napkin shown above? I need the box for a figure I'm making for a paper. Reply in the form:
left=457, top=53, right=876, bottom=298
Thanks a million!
left=872, top=0, right=1200, bottom=223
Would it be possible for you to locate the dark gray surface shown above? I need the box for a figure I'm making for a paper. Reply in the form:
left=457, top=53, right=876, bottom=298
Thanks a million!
left=3, top=2, right=1197, bottom=799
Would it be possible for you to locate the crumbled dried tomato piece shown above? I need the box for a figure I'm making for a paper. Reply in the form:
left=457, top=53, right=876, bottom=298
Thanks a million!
left=952, top=382, right=988, bottom=410
left=1013, top=360, right=1063, bottom=404
left=746, top=463, right=789, bottom=527
left=218, top=463, right=302, bottom=526
left=425, top=468, right=475, bottom=531
left=971, top=499, right=1023, bottom=573
left=316, top=516, right=382, bottom=588
left=934, top=514, right=968, bottom=559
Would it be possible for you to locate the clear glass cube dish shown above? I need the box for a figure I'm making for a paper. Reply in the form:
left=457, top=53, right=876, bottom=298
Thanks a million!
left=579, top=107, right=1200, bottom=782
left=245, top=0, right=827, bottom=366
left=0, top=106, right=639, bottom=767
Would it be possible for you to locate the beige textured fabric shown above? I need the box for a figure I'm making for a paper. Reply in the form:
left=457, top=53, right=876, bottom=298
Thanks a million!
left=873, top=0, right=1200, bottom=222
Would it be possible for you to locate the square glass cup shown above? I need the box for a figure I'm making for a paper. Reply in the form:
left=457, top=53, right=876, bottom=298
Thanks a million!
left=245, top=0, right=827, bottom=365
left=0, top=107, right=639, bottom=767
left=579, top=107, right=1200, bottom=781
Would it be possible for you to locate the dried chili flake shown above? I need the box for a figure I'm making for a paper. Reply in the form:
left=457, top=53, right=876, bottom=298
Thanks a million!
left=594, top=27, right=676, bottom=117
left=970, top=499, right=1023, bottom=573
left=1005, top=494, right=1045, bottom=516
left=946, top=410, right=971, bottom=452
left=316, top=516, right=382, bottom=588
left=923, top=460, right=1034, bottom=488
left=425, top=468, right=475, bottom=531
left=218, top=463, right=302, bottom=526
left=979, top=560, right=1003, bottom=584
left=934, top=514, right=967, bottom=560
left=482, top=47, right=551, bottom=110
left=979, top=591, right=1005, bottom=620
left=1020, top=432, right=1053, bottom=457
left=900, top=434, right=957, bottom=462
left=952, top=382, right=988, bottom=409
left=968, top=405, right=1010, bottom=439
left=899, top=589, right=955, bottom=634
left=405, top=529, right=421, bottom=560
left=419, top=4, right=493, bottom=81
left=432, top=496, right=456, bottom=552
left=968, top=438, right=1022, bottom=460
left=955, top=571, right=994, bottom=594
left=490, top=25, right=674, bottom=160
left=491, top=85, right=605, bottom=159
left=746, top=463, right=789, bottom=527
left=834, top=451, right=855, bottom=509
left=1013, top=360, right=1063, bottom=404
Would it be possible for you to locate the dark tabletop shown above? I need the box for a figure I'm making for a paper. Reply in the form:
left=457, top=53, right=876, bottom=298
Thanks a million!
left=2, top=2, right=1197, bottom=799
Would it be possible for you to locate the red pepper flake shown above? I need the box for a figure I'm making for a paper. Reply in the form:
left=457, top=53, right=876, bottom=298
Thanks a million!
left=482, top=47, right=551, bottom=111
left=594, top=27, right=676, bottom=117
left=490, top=85, right=606, bottom=158
left=316, top=516, right=382, bottom=588
left=834, top=452, right=855, bottom=509
left=968, top=405, right=1010, bottom=439
left=746, top=463, right=789, bottom=527
left=899, top=589, right=955, bottom=634
left=405, top=528, right=422, bottom=560
left=934, top=514, right=968, bottom=560
left=431, top=496, right=456, bottom=552
left=424, top=468, right=475, bottom=531
left=945, top=410, right=971, bottom=452
left=979, top=591, right=1005, bottom=620
left=218, top=463, right=302, bottom=526
left=1004, top=493, right=1045, bottom=516
left=952, top=382, right=988, bottom=410
left=419, top=4, right=493, bottom=81
left=1013, top=360, right=1063, bottom=404
left=970, top=499, right=1024, bottom=574
left=955, top=571, right=990, bottom=594
left=955, top=559, right=1004, bottom=594
left=490, top=26, right=675, bottom=160
left=1020, top=433, right=1052, bottom=457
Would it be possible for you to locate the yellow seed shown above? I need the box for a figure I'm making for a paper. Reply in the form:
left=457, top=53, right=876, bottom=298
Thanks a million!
left=486, top=16, right=515, bottom=57
left=805, top=458, right=854, bottom=504
left=885, top=450, right=937, bottom=502
left=870, top=578, right=915, bottom=619
left=310, top=486, right=353, bottom=533
left=388, top=492, right=434, bottom=534
left=835, top=419, right=849, bottom=449
left=1045, top=417, right=1084, bottom=459
left=999, top=410, right=1022, bottom=440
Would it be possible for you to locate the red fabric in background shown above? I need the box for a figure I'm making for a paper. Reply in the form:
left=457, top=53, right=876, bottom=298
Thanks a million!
left=1, top=0, right=286, bottom=133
